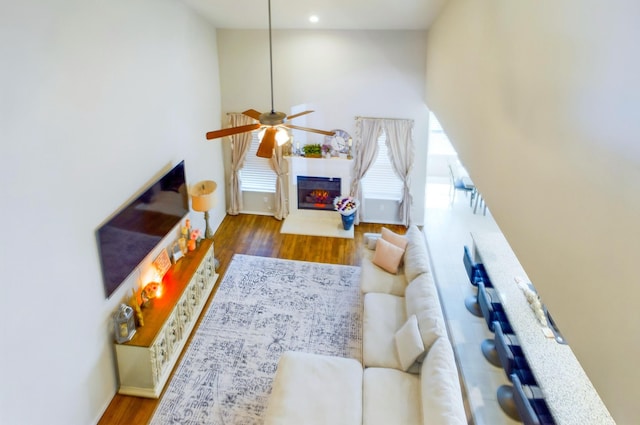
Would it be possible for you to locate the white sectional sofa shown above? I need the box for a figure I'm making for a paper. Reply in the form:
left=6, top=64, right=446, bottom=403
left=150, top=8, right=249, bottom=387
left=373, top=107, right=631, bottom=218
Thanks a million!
left=263, top=225, right=467, bottom=425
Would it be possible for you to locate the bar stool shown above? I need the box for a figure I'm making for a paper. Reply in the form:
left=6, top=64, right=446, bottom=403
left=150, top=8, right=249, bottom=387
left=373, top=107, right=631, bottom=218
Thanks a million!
left=478, top=281, right=512, bottom=367
left=511, top=374, right=556, bottom=425
left=463, top=245, right=489, bottom=317
left=494, top=320, right=537, bottom=420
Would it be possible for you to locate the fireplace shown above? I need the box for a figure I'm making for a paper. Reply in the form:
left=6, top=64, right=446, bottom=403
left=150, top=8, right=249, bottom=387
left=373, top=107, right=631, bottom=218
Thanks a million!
left=297, top=176, right=341, bottom=211
left=285, top=157, right=353, bottom=218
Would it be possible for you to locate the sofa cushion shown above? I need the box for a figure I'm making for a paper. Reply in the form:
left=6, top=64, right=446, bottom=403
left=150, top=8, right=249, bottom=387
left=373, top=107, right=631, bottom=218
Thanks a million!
left=405, top=274, right=447, bottom=351
left=404, top=225, right=431, bottom=282
left=394, top=314, right=425, bottom=372
left=360, top=249, right=407, bottom=296
left=381, top=227, right=409, bottom=250
left=264, top=351, right=363, bottom=425
left=363, top=367, right=421, bottom=425
left=420, top=337, right=467, bottom=425
left=405, top=273, right=442, bottom=318
left=373, top=238, right=405, bottom=274
left=363, top=293, right=406, bottom=369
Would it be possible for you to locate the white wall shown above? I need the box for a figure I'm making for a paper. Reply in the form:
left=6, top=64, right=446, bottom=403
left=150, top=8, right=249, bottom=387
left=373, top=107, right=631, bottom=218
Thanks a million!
left=216, top=29, right=429, bottom=224
left=426, top=1, right=640, bottom=422
left=0, top=1, right=222, bottom=424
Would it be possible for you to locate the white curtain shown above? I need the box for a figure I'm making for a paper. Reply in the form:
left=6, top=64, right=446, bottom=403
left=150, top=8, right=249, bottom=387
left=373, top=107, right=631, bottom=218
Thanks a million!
left=227, top=113, right=255, bottom=215
left=384, top=119, right=414, bottom=226
left=269, top=145, right=289, bottom=220
left=351, top=118, right=383, bottom=225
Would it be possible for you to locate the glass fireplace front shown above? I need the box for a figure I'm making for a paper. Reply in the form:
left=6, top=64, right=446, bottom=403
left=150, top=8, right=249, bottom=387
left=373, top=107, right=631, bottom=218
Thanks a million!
left=297, top=176, right=341, bottom=211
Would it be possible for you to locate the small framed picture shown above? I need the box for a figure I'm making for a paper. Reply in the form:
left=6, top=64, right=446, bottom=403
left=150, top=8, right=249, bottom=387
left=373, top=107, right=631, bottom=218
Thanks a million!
left=171, top=242, right=184, bottom=264
left=153, top=248, right=172, bottom=277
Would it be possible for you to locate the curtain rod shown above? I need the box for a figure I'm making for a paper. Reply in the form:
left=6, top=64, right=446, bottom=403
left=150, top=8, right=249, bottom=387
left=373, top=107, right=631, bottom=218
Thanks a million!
left=355, top=116, right=413, bottom=122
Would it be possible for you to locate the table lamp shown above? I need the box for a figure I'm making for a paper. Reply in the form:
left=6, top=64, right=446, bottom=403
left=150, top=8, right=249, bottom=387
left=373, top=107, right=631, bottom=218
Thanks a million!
left=190, top=180, right=217, bottom=239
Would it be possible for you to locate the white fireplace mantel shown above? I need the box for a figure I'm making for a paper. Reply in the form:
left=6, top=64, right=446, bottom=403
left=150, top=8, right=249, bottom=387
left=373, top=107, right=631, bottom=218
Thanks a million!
left=285, top=156, right=353, bottom=217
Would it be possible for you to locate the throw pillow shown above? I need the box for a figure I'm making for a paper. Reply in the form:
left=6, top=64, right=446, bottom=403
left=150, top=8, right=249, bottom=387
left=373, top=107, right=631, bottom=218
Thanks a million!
left=373, top=238, right=405, bottom=274
left=381, top=227, right=409, bottom=250
left=394, top=314, right=425, bottom=372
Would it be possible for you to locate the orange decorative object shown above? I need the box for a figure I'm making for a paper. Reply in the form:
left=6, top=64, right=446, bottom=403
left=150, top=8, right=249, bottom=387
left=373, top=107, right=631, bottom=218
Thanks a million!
left=142, top=282, right=163, bottom=305
left=188, top=239, right=196, bottom=251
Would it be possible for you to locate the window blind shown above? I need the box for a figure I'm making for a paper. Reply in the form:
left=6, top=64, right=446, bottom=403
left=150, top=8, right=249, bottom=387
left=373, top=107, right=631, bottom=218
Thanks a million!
left=362, top=133, right=403, bottom=200
left=240, top=131, right=276, bottom=192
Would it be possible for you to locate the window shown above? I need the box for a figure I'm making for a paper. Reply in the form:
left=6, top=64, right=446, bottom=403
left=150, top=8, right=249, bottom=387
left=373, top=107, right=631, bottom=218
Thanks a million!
left=362, top=132, right=403, bottom=200
left=239, top=131, right=276, bottom=192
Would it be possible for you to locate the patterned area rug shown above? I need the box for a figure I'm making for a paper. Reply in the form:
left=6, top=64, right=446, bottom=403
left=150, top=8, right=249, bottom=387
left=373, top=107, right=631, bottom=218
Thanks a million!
left=150, top=254, right=362, bottom=425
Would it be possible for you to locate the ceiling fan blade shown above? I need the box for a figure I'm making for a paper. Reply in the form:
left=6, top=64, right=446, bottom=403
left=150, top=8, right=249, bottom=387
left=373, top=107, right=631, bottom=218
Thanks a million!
left=242, top=109, right=263, bottom=120
left=256, top=127, right=277, bottom=158
left=285, top=124, right=336, bottom=137
left=286, top=110, right=314, bottom=120
left=205, top=123, right=261, bottom=140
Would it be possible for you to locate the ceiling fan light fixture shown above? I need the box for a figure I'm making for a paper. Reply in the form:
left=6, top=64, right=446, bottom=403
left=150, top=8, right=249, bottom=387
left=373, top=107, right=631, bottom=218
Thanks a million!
left=275, top=127, right=290, bottom=145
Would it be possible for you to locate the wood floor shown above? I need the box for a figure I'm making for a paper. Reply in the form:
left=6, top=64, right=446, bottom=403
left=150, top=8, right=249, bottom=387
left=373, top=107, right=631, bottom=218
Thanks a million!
left=98, top=213, right=407, bottom=425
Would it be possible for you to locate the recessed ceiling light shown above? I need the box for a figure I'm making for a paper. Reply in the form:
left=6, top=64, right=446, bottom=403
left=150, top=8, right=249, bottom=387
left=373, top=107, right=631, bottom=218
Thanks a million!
left=309, top=15, right=319, bottom=24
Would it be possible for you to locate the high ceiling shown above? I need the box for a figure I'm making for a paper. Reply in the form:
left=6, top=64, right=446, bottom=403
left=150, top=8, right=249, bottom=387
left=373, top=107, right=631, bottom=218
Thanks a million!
left=181, top=0, right=448, bottom=30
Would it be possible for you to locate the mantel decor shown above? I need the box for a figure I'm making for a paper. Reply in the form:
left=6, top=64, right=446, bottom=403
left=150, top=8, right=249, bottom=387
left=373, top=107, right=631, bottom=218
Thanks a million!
left=302, top=143, right=322, bottom=158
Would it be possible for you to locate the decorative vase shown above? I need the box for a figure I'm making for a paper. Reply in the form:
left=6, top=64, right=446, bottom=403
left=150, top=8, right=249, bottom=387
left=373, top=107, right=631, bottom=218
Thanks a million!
left=341, top=212, right=356, bottom=230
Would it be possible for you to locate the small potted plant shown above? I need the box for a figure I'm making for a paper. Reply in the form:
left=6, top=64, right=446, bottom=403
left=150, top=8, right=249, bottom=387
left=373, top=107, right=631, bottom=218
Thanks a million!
left=302, top=143, right=322, bottom=158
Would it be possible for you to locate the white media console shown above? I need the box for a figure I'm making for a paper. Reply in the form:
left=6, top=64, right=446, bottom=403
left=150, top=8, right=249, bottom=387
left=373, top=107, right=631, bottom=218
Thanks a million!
left=114, top=239, right=218, bottom=398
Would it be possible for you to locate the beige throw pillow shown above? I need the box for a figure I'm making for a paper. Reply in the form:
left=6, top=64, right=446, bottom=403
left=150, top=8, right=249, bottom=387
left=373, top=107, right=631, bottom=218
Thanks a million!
left=381, top=227, right=409, bottom=250
left=373, top=238, right=405, bottom=274
left=394, top=314, right=425, bottom=372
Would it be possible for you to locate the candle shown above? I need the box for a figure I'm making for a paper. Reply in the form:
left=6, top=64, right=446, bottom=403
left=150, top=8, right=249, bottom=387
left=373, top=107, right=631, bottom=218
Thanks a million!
left=348, top=138, right=352, bottom=147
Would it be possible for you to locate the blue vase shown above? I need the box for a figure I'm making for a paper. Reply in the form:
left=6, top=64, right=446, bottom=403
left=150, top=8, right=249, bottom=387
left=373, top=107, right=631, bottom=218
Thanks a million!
left=341, top=212, right=356, bottom=230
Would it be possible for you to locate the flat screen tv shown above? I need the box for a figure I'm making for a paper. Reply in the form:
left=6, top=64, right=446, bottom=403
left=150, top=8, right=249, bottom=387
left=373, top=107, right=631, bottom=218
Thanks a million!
left=97, top=161, right=189, bottom=298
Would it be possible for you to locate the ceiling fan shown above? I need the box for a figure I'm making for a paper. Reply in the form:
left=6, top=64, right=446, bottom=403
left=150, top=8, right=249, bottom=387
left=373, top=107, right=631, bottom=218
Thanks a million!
left=205, top=0, right=335, bottom=158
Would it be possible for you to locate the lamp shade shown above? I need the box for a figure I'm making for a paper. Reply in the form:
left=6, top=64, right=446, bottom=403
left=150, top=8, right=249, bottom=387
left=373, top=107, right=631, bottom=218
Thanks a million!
left=190, top=180, right=217, bottom=212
